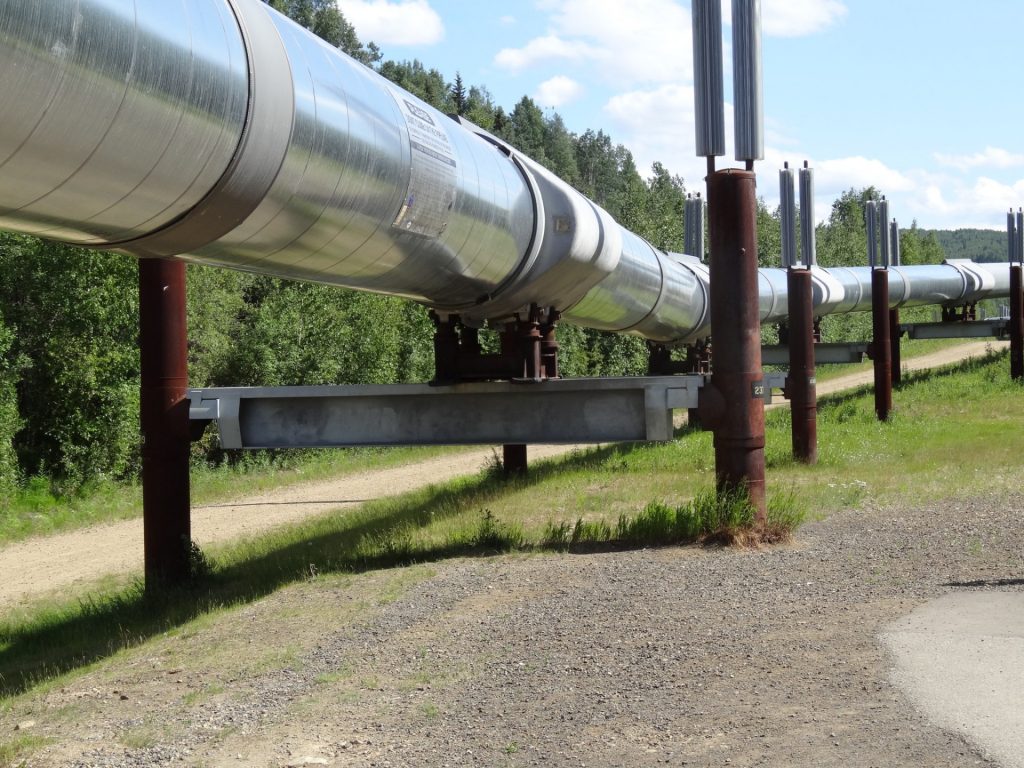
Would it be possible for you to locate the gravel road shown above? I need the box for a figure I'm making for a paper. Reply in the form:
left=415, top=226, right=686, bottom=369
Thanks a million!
left=14, top=492, right=1023, bottom=767
left=3, top=339, right=1020, bottom=767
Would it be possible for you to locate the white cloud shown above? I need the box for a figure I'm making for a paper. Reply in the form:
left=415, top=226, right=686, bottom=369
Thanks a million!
left=336, top=0, right=444, bottom=46
left=904, top=175, right=1024, bottom=230
left=493, top=0, right=691, bottom=86
left=761, top=0, right=847, bottom=37
left=934, top=146, right=1024, bottom=172
left=603, top=82, right=1023, bottom=231
left=534, top=76, right=584, bottom=108
left=604, top=84, right=712, bottom=186
left=814, top=156, right=915, bottom=195
left=494, top=35, right=599, bottom=73
left=720, top=0, right=846, bottom=36
left=499, top=15, right=516, bottom=25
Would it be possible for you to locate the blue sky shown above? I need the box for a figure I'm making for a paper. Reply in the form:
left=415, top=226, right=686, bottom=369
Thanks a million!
left=336, top=0, right=1024, bottom=232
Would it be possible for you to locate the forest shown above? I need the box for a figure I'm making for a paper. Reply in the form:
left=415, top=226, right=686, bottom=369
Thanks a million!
left=0, top=0, right=985, bottom=501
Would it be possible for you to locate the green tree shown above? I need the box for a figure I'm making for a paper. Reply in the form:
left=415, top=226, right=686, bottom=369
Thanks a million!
left=643, top=162, right=687, bottom=252
left=816, top=187, right=881, bottom=268
left=464, top=85, right=498, bottom=130
left=451, top=72, right=468, bottom=116
left=0, top=236, right=140, bottom=489
left=0, top=311, right=22, bottom=499
left=504, top=96, right=547, bottom=163
left=756, top=199, right=781, bottom=268
left=541, top=113, right=580, bottom=185
left=378, top=60, right=452, bottom=111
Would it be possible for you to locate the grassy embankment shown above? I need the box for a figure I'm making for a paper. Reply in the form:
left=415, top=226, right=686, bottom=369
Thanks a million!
left=0, top=337, right=995, bottom=544
left=0, top=348, right=1020, bottom=708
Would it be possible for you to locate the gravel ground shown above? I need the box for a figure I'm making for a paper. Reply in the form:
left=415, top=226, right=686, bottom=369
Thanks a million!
left=13, top=490, right=1023, bottom=767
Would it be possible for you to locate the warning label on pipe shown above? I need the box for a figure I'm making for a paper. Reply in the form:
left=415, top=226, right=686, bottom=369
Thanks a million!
left=389, top=91, right=458, bottom=238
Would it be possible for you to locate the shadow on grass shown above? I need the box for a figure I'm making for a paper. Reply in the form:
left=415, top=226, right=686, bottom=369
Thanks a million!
left=0, top=441, right=647, bottom=698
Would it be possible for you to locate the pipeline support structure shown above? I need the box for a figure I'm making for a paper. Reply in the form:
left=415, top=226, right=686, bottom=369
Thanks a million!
left=0, top=0, right=1020, bottom=582
left=139, top=258, right=191, bottom=587
left=701, top=170, right=766, bottom=519
left=786, top=267, right=817, bottom=463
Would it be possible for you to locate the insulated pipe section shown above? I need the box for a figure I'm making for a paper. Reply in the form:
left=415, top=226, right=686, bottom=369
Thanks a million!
left=0, top=0, right=1015, bottom=348
left=0, top=0, right=536, bottom=309
left=754, top=261, right=1010, bottom=328
left=0, top=0, right=249, bottom=244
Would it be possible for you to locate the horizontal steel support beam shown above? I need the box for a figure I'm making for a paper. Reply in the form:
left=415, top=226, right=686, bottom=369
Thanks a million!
left=762, top=343, right=869, bottom=366
left=902, top=320, right=1009, bottom=340
left=189, top=376, right=705, bottom=449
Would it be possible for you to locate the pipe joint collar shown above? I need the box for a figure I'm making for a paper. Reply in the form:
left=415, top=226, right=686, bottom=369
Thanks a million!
left=114, top=0, right=295, bottom=257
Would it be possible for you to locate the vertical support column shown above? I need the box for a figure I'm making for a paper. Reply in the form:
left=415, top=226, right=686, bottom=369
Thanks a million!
left=139, top=258, right=191, bottom=589
left=522, top=304, right=544, bottom=381
left=871, top=268, right=893, bottom=421
left=886, top=215, right=901, bottom=385
left=787, top=267, right=817, bottom=463
left=889, top=308, right=902, bottom=385
left=704, top=169, right=766, bottom=519
left=540, top=309, right=560, bottom=380
left=1010, top=264, right=1024, bottom=380
left=501, top=319, right=528, bottom=475
left=503, top=444, right=528, bottom=476
left=430, top=312, right=459, bottom=384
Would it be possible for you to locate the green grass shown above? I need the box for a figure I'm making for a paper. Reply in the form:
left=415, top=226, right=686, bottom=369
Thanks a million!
left=0, top=733, right=51, bottom=767
left=0, top=349, right=1021, bottom=707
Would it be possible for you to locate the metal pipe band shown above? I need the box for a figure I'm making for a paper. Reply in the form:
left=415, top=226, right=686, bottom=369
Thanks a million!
left=564, top=240, right=709, bottom=343
left=452, top=139, right=622, bottom=320
left=179, top=8, right=536, bottom=309
left=117, top=0, right=296, bottom=257
left=0, top=0, right=249, bottom=244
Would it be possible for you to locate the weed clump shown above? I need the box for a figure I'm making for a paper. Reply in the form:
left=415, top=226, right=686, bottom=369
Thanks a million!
left=472, top=510, right=524, bottom=552
left=545, top=488, right=804, bottom=551
left=541, top=517, right=614, bottom=550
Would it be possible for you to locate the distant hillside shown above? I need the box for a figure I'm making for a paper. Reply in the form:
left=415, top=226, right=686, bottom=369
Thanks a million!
left=925, top=228, right=1007, bottom=263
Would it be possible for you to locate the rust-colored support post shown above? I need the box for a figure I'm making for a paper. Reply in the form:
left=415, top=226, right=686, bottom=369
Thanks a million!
left=540, top=309, right=560, bottom=379
left=1011, top=264, right=1024, bottom=380
left=871, top=268, right=892, bottom=421
left=430, top=312, right=459, bottom=384
left=521, top=305, right=544, bottom=381
left=889, top=308, right=902, bottom=385
left=701, top=169, right=766, bottom=520
left=786, top=267, right=817, bottom=463
left=139, top=258, right=191, bottom=589
left=503, top=444, right=528, bottom=476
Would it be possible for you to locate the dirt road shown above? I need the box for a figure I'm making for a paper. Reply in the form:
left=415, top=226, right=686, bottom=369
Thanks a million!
left=0, top=340, right=1004, bottom=609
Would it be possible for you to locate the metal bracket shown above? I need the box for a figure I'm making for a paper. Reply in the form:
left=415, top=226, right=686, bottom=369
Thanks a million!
left=762, top=342, right=869, bottom=366
left=761, top=372, right=789, bottom=404
left=901, top=319, right=1009, bottom=340
left=188, top=375, right=707, bottom=450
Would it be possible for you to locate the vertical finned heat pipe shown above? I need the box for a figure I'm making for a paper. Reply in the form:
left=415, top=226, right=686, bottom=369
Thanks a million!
left=692, top=0, right=726, bottom=159
left=732, top=0, right=764, bottom=163
left=779, top=163, right=797, bottom=267
left=799, top=162, right=817, bottom=266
